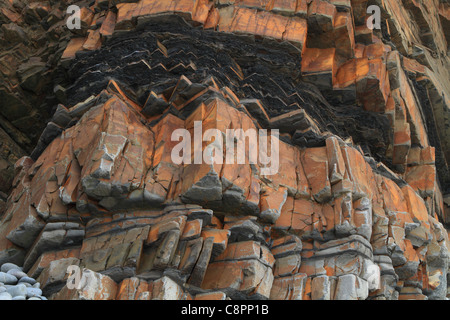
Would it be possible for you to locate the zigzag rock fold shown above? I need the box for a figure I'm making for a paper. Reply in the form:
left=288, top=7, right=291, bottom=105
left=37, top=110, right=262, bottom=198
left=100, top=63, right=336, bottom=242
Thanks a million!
left=0, top=0, right=449, bottom=300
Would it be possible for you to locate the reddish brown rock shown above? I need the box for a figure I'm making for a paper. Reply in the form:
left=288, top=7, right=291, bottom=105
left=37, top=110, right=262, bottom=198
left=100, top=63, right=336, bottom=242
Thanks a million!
left=0, top=0, right=448, bottom=302
left=301, top=147, right=331, bottom=203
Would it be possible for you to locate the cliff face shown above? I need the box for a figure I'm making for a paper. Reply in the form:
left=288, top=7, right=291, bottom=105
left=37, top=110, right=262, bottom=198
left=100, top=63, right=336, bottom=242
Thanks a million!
left=0, top=0, right=449, bottom=300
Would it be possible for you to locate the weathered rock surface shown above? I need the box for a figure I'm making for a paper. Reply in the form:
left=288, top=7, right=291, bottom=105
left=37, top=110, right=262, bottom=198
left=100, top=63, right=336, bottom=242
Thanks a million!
left=0, top=0, right=449, bottom=300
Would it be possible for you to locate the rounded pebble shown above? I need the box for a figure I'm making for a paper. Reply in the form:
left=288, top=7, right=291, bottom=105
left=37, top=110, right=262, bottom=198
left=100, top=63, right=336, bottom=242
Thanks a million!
left=0, top=292, right=12, bottom=300
left=6, top=283, right=27, bottom=298
left=26, top=287, right=42, bottom=298
left=0, top=263, right=22, bottom=273
left=6, top=269, right=27, bottom=280
left=0, top=263, right=47, bottom=301
left=19, top=276, right=37, bottom=285
left=0, top=272, right=18, bottom=285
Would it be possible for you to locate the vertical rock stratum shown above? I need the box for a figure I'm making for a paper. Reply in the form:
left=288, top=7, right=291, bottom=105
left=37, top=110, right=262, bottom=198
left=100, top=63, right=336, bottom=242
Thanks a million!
left=0, top=0, right=449, bottom=300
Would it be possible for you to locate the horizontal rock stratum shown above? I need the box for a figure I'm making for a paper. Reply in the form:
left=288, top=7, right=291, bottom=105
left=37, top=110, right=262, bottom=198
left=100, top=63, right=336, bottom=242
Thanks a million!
left=0, top=0, right=449, bottom=300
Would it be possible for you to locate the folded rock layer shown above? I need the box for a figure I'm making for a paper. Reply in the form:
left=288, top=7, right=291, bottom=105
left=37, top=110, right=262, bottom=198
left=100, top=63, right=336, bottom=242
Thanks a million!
left=0, top=0, right=449, bottom=300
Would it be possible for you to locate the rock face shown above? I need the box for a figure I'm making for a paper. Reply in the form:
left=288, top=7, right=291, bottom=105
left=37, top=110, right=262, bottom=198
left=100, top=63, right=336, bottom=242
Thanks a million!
left=0, top=0, right=449, bottom=300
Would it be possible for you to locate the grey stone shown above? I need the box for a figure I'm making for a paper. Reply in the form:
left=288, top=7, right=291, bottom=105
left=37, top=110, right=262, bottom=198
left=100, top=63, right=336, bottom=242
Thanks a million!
left=152, top=230, right=181, bottom=271
left=22, top=229, right=67, bottom=270
left=426, top=243, right=448, bottom=269
left=226, top=219, right=260, bottom=242
left=26, top=287, right=43, bottom=298
left=356, top=223, right=372, bottom=241
left=181, top=172, right=223, bottom=204
left=356, top=277, right=369, bottom=300
left=16, top=58, right=47, bottom=94
left=32, top=282, right=41, bottom=288
left=270, top=109, right=306, bottom=134
left=315, top=235, right=373, bottom=260
left=374, top=274, right=398, bottom=300
left=175, top=237, right=203, bottom=279
left=64, top=222, right=83, bottom=230
left=373, top=255, right=393, bottom=264
left=37, top=122, right=63, bottom=146
left=52, top=104, right=72, bottom=127
left=395, top=261, right=420, bottom=280
left=43, top=222, right=66, bottom=231
left=54, top=86, right=67, bottom=104
left=274, top=255, right=301, bottom=277
left=19, top=276, right=37, bottom=285
left=27, top=297, right=42, bottom=300
left=390, top=245, right=407, bottom=267
left=187, top=237, right=214, bottom=287
left=311, top=275, right=331, bottom=300
left=335, top=220, right=356, bottom=238
left=187, top=209, right=214, bottom=226
left=12, top=295, right=26, bottom=300
left=0, top=247, right=26, bottom=267
left=82, top=177, right=111, bottom=198
left=405, top=224, right=431, bottom=248
left=0, top=272, right=18, bottom=284
left=241, top=99, right=270, bottom=127
left=98, top=197, right=118, bottom=209
left=271, top=235, right=302, bottom=258
left=5, top=214, right=45, bottom=249
left=259, top=209, right=280, bottom=224
left=6, top=283, right=27, bottom=297
left=375, top=259, right=395, bottom=276
left=1, top=263, right=22, bottom=273
left=6, top=268, right=27, bottom=279
left=63, top=229, right=85, bottom=246
left=0, top=292, right=12, bottom=300
left=142, top=91, right=169, bottom=117
left=334, top=274, right=358, bottom=300
left=69, top=95, right=97, bottom=119
left=1, top=23, right=29, bottom=45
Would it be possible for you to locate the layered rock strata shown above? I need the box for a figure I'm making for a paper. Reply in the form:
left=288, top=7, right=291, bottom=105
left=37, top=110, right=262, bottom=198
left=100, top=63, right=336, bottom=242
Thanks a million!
left=0, top=0, right=449, bottom=300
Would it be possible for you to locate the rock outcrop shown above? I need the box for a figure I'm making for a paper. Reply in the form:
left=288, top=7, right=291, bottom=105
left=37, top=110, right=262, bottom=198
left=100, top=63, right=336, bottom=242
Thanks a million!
left=0, top=0, right=449, bottom=300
